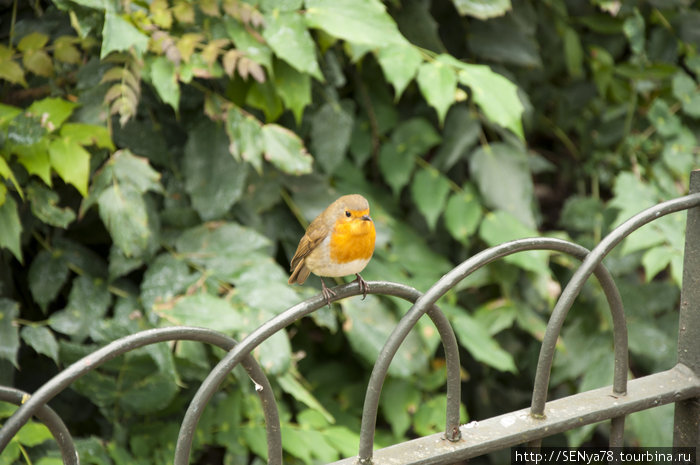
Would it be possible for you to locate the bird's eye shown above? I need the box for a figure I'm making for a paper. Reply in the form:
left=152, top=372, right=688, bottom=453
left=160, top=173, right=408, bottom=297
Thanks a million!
left=345, top=211, right=352, bottom=217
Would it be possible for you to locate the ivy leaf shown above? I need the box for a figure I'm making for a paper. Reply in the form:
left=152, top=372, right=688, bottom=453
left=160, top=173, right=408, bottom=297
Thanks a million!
left=376, top=43, right=423, bottom=99
left=49, top=138, right=90, bottom=197
left=184, top=120, right=248, bottom=220
left=263, top=11, right=322, bottom=80
left=456, top=62, right=524, bottom=139
left=0, top=298, right=20, bottom=368
left=28, top=249, right=71, bottom=312
left=452, top=0, right=511, bottom=19
left=0, top=196, right=23, bottom=263
left=148, top=56, right=180, bottom=111
left=411, top=169, right=451, bottom=231
left=21, top=326, right=59, bottom=363
left=444, top=184, right=482, bottom=244
left=416, top=59, right=457, bottom=125
left=305, top=0, right=407, bottom=47
left=470, top=142, right=535, bottom=228
left=262, top=124, right=313, bottom=174
left=311, top=100, right=355, bottom=174
left=101, top=12, right=149, bottom=58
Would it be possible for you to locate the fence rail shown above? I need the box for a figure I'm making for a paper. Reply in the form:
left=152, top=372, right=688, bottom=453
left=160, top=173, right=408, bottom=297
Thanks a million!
left=2, top=169, right=700, bottom=465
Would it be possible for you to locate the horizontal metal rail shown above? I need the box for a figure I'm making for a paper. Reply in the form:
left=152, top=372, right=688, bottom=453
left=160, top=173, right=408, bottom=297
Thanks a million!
left=329, top=364, right=700, bottom=465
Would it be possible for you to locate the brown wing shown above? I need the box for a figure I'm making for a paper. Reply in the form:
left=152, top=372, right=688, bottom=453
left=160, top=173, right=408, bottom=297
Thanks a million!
left=288, top=217, right=329, bottom=284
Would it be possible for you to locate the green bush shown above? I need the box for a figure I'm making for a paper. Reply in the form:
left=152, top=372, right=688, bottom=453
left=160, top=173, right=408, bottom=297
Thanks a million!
left=0, top=0, right=698, bottom=463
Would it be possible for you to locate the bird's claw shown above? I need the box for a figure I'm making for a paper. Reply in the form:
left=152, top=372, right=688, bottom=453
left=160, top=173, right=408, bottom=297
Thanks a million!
left=355, top=274, right=370, bottom=300
left=320, top=279, right=336, bottom=307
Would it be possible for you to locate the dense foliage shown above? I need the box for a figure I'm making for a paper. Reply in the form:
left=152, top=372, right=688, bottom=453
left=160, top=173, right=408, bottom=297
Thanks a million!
left=0, top=0, right=698, bottom=463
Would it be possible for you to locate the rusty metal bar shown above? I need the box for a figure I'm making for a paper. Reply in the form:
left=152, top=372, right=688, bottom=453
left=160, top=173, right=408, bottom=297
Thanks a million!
left=0, top=327, right=283, bottom=465
left=0, top=386, right=78, bottom=465
left=531, top=191, right=700, bottom=418
left=174, top=282, right=461, bottom=465
left=332, top=364, right=700, bottom=465
left=357, top=238, right=628, bottom=462
left=674, top=169, right=700, bottom=447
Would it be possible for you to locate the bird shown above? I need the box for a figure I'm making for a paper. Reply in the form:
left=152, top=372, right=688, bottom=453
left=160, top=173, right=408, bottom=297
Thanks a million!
left=288, top=194, right=376, bottom=306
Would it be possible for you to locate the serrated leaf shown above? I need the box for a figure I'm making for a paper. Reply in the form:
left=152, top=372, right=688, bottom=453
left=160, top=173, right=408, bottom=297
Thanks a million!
left=60, top=123, right=115, bottom=150
left=262, top=124, right=313, bottom=174
left=263, top=10, right=322, bottom=80
left=470, top=142, right=535, bottom=228
left=647, top=98, right=682, bottom=137
left=49, top=276, right=111, bottom=341
left=432, top=105, right=480, bottom=171
left=411, top=169, right=451, bottom=231
left=0, top=196, right=22, bottom=263
left=226, top=107, right=264, bottom=172
left=184, top=120, right=248, bottom=220
left=106, top=150, right=162, bottom=194
left=672, top=71, right=700, bottom=118
left=452, top=0, right=511, bottom=18
left=452, top=311, right=516, bottom=372
left=380, top=378, right=421, bottom=437
left=273, top=59, right=311, bottom=125
left=141, top=253, right=196, bottom=311
left=26, top=182, right=76, bottom=228
left=28, top=249, right=70, bottom=312
left=0, top=156, right=22, bottom=199
left=416, top=59, right=457, bottom=124
left=277, top=372, right=334, bottom=424
left=15, top=421, right=52, bottom=447
left=0, top=299, right=20, bottom=368
left=378, top=141, right=413, bottom=195
left=456, top=62, right=524, bottom=139
left=444, top=185, right=482, bottom=243
left=305, top=0, right=407, bottom=47
left=376, top=43, right=422, bottom=99
left=0, top=45, right=27, bottom=87
left=27, top=97, right=77, bottom=130
left=13, top=140, right=51, bottom=186
left=97, top=184, right=151, bottom=257
left=23, top=49, right=53, bottom=77
left=49, top=138, right=90, bottom=196
left=17, top=32, right=49, bottom=51
left=149, top=56, right=180, bottom=111
left=642, top=245, right=673, bottom=282
left=157, top=293, right=242, bottom=332
left=21, top=326, right=59, bottom=363
left=101, top=12, right=149, bottom=58
left=311, top=100, right=354, bottom=174
left=479, top=210, right=549, bottom=275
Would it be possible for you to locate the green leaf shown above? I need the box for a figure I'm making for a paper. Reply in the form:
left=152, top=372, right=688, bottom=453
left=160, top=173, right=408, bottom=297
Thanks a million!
left=416, top=59, right=457, bottom=124
left=140, top=253, right=196, bottom=311
left=432, top=105, right=480, bottom=171
left=610, top=172, right=658, bottom=227
left=263, top=10, right=322, bottom=80
left=479, top=210, right=549, bottom=275
left=262, top=123, right=313, bottom=174
left=444, top=185, right=482, bottom=244
left=277, top=372, right=335, bottom=424
left=13, top=140, right=51, bottom=186
left=378, top=141, right=413, bottom=195
left=0, top=157, right=22, bottom=200
left=224, top=18, right=273, bottom=70
left=380, top=378, right=421, bottom=437
left=49, top=276, right=111, bottom=341
left=311, top=99, right=355, bottom=174
left=343, top=295, right=429, bottom=377
left=411, top=169, right=451, bottom=231
left=622, top=8, right=645, bottom=56
left=563, top=26, right=584, bottom=79
left=273, top=59, right=312, bottom=125
left=226, top=107, right=264, bottom=172
left=376, top=43, right=423, bottom=99
left=184, top=120, right=248, bottom=220
left=17, top=32, right=49, bottom=51
left=305, top=0, right=407, bottom=47
left=0, top=196, right=22, bottom=263
left=21, top=326, right=59, bottom=363
left=26, top=181, right=76, bottom=228
left=246, top=80, right=283, bottom=121
left=647, top=98, right=681, bottom=137
left=451, top=0, right=511, bottom=19
left=0, top=45, right=27, bottom=87
left=101, top=12, right=149, bottom=58
left=0, top=299, right=19, bottom=368
left=470, top=142, right=535, bottom=228
left=49, top=138, right=90, bottom=196
left=156, top=293, right=243, bottom=333
left=98, top=184, right=152, bottom=258
left=642, top=245, right=673, bottom=282
left=452, top=311, right=516, bottom=372
left=456, top=62, right=524, bottom=139
left=15, top=421, right=52, bottom=447
left=60, top=123, right=114, bottom=150
left=27, top=97, right=77, bottom=130
left=105, top=150, right=162, bottom=194
left=28, top=249, right=70, bottom=312
left=672, top=71, right=700, bottom=118
left=149, top=56, right=180, bottom=111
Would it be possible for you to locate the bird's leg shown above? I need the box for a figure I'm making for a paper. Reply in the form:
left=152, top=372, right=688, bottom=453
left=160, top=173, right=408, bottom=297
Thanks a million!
left=354, top=273, right=370, bottom=300
left=320, top=279, right=336, bottom=307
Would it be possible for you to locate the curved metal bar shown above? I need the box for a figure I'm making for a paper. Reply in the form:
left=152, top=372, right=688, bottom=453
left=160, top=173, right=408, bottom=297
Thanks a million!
left=0, top=386, right=79, bottom=465
left=530, top=192, right=700, bottom=417
left=0, top=327, right=282, bottom=465
left=173, top=281, right=459, bottom=465
left=357, top=237, right=627, bottom=462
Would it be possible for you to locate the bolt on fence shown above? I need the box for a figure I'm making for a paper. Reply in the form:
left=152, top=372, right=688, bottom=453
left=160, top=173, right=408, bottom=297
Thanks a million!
left=2, top=170, right=700, bottom=465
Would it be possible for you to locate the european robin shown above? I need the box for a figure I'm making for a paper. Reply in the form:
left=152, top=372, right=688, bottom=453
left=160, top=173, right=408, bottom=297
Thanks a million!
left=288, top=194, right=376, bottom=305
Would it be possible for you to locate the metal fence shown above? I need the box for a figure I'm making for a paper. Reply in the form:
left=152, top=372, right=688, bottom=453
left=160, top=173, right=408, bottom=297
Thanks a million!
left=2, top=170, right=700, bottom=465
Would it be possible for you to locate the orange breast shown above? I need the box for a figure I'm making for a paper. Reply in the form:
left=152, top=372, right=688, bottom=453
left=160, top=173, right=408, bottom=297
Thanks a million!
left=330, top=220, right=376, bottom=264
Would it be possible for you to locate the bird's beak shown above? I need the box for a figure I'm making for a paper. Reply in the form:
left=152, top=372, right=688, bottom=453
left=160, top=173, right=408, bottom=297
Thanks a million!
left=361, top=215, right=372, bottom=221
